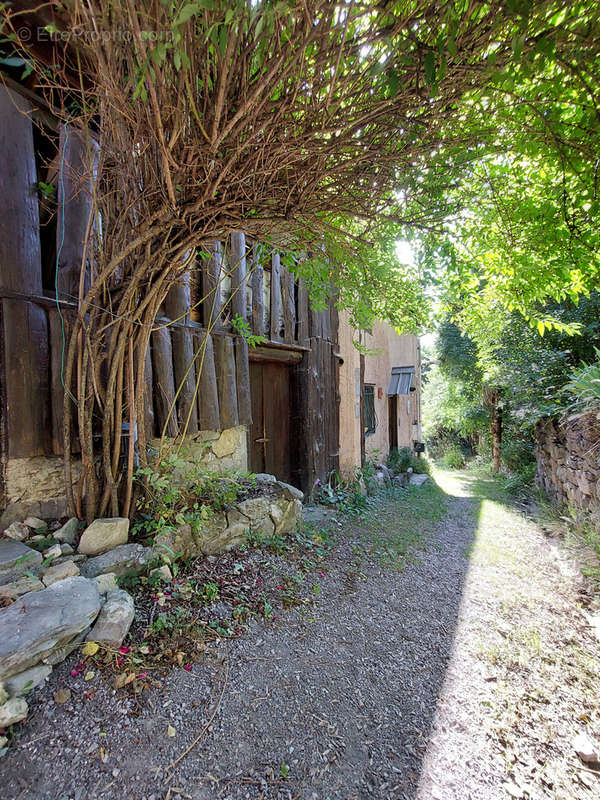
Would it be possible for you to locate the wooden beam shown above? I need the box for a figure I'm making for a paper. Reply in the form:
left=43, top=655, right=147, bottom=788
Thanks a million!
left=270, top=251, right=282, bottom=341
left=230, top=231, right=248, bottom=323
left=0, top=86, right=42, bottom=295
left=249, top=346, right=304, bottom=365
left=165, top=270, right=198, bottom=434
left=282, top=268, right=296, bottom=344
left=56, top=124, right=98, bottom=302
left=151, top=326, right=178, bottom=438
left=235, top=338, right=252, bottom=426
left=194, top=331, right=220, bottom=432
left=297, top=280, right=309, bottom=346
left=251, top=244, right=265, bottom=337
left=214, top=335, right=239, bottom=429
left=143, top=345, right=155, bottom=440
left=202, top=241, right=222, bottom=327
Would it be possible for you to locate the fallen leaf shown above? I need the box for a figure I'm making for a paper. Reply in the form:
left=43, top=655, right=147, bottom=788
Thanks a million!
left=54, top=688, right=71, bottom=704
left=82, top=641, right=100, bottom=657
left=113, top=672, right=128, bottom=689
left=167, top=724, right=176, bottom=737
left=84, top=671, right=95, bottom=681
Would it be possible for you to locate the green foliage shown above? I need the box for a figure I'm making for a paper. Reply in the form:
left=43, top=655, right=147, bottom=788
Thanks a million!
left=231, top=313, right=267, bottom=348
left=563, top=348, right=600, bottom=416
left=440, top=444, right=466, bottom=470
left=387, top=447, right=430, bottom=475
left=133, top=451, right=248, bottom=539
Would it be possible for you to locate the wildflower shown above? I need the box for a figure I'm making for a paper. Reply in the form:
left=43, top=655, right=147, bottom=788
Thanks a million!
left=183, top=664, right=192, bottom=672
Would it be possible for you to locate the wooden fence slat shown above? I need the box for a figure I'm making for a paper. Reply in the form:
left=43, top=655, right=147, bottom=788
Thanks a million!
left=235, top=338, right=252, bottom=426
left=270, top=252, right=282, bottom=341
left=151, top=326, right=178, bottom=438
left=202, top=241, right=222, bottom=327
left=251, top=246, right=265, bottom=337
left=2, top=299, right=50, bottom=457
left=143, top=345, right=155, bottom=440
left=282, top=269, right=295, bottom=343
left=0, top=86, right=42, bottom=294
left=214, top=335, right=239, bottom=429
left=297, top=280, right=309, bottom=345
left=171, top=327, right=199, bottom=434
left=56, top=124, right=98, bottom=302
left=230, top=232, right=247, bottom=323
left=194, top=331, right=220, bottom=431
left=164, top=269, right=191, bottom=323
left=48, top=307, right=80, bottom=454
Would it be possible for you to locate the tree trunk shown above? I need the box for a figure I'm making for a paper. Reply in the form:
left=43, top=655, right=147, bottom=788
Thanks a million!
left=490, top=391, right=502, bottom=472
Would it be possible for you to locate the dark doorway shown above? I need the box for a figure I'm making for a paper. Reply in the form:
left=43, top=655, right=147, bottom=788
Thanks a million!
left=388, top=395, right=398, bottom=452
left=249, top=360, right=292, bottom=483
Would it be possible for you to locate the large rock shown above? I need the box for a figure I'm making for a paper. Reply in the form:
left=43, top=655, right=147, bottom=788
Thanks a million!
left=409, top=474, right=430, bottom=487
left=0, top=576, right=101, bottom=680
left=54, top=518, right=80, bottom=546
left=86, top=589, right=135, bottom=648
left=275, top=481, right=304, bottom=502
left=5, top=664, right=52, bottom=697
left=81, top=543, right=151, bottom=578
left=78, top=518, right=129, bottom=556
left=0, top=576, right=44, bottom=599
left=0, top=540, right=43, bottom=586
left=274, top=499, right=302, bottom=534
left=24, top=517, right=47, bottom=531
left=3, top=521, right=30, bottom=542
left=153, top=524, right=197, bottom=561
left=200, top=522, right=248, bottom=555
left=0, top=696, right=28, bottom=726
left=42, top=560, right=80, bottom=587
left=93, top=573, right=119, bottom=594
left=237, top=497, right=271, bottom=521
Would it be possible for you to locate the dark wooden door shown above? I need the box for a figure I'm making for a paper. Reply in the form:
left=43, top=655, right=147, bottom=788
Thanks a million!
left=388, top=395, right=398, bottom=452
left=249, top=361, right=292, bottom=483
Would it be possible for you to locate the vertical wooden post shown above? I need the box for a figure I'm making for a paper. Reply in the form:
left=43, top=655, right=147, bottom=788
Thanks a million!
left=282, top=269, right=296, bottom=344
left=56, top=124, right=98, bottom=302
left=151, top=326, right=178, bottom=438
left=270, top=251, right=282, bottom=341
left=214, top=335, right=239, bottom=429
left=194, top=331, right=220, bottom=431
left=165, top=270, right=199, bottom=434
left=202, top=241, right=222, bottom=327
left=297, top=280, right=309, bottom=346
left=143, top=346, right=155, bottom=440
left=235, top=338, right=252, bottom=426
left=251, top=245, right=265, bottom=337
left=230, top=232, right=248, bottom=324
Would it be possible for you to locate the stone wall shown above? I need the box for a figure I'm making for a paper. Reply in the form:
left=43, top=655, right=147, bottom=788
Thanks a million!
left=0, top=426, right=248, bottom=528
left=535, top=413, right=600, bottom=527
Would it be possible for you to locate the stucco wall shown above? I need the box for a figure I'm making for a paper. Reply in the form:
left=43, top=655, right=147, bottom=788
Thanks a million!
left=338, top=312, right=421, bottom=474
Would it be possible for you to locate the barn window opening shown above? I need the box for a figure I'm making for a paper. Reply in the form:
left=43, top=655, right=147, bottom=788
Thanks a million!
left=363, top=383, right=376, bottom=436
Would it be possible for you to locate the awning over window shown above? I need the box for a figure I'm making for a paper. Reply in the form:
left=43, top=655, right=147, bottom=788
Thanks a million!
left=386, top=366, right=415, bottom=396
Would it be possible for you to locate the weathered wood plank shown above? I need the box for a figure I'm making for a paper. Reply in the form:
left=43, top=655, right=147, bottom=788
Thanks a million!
left=165, top=270, right=198, bottom=434
left=165, top=269, right=191, bottom=323
left=251, top=247, right=265, bottom=337
left=151, top=326, right=178, bottom=438
left=297, top=280, right=309, bottom=346
left=48, top=307, right=79, bottom=454
left=202, top=241, right=222, bottom=328
left=3, top=299, right=50, bottom=457
left=230, top=232, right=248, bottom=323
left=282, top=269, right=295, bottom=344
left=270, top=252, right=282, bottom=341
left=214, top=335, right=239, bottom=429
left=248, top=361, right=264, bottom=473
left=194, top=331, right=220, bottom=432
left=235, top=338, right=252, bottom=426
left=143, top=345, right=155, bottom=440
left=0, top=86, right=42, bottom=294
left=56, top=125, right=98, bottom=301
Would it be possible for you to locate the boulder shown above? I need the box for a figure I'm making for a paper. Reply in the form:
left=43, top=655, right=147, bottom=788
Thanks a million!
left=23, top=517, right=47, bottom=531
left=81, top=543, right=151, bottom=578
left=0, top=576, right=44, bottom=599
left=275, top=480, right=304, bottom=502
left=211, top=427, right=240, bottom=459
left=253, top=473, right=277, bottom=483
left=0, top=540, right=43, bottom=586
left=227, top=508, right=250, bottom=527
left=0, top=696, right=28, bottom=726
left=78, top=517, right=129, bottom=556
left=0, top=576, right=101, bottom=680
left=86, top=589, right=135, bottom=648
left=54, top=518, right=80, bottom=546
left=5, top=664, right=52, bottom=697
left=250, top=516, right=275, bottom=537
left=44, top=629, right=89, bottom=666
left=153, top=524, right=197, bottom=561
left=3, top=522, right=30, bottom=542
left=93, top=573, right=119, bottom=594
left=269, top=498, right=288, bottom=529
left=42, top=560, right=80, bottom=587
left=274, top=499, right=302, bottom=534
left=60, top=543, right=74, bottom=555
left=200, top=523, right=248, bottom=555
left=237, top=497, right=271, bottom=521
left=409, top=474, right=430, bottom=487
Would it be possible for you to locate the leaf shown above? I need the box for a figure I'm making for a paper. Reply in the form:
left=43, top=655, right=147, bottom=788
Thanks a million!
left=82, top=641, right=100, bottom=657
left=167, top=724, right=176, bottom=737
left=84, top=671, right=95, bottom=681
left=424, top=52, right=436, bottom=86
left=280, top=762, right=289, bottom=778
left=54, top=688, right=71, bottom=704
left=537, top=320, right=545, bottom=336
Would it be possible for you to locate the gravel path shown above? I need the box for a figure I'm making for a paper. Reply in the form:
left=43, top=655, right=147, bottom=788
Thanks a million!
left=2, top=470, right=599, bottom=800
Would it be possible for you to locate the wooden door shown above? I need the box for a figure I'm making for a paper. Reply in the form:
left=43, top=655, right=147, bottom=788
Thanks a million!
left=388, top=395, right=398, bottom=452
left=249, top=361, right=292, bottom=483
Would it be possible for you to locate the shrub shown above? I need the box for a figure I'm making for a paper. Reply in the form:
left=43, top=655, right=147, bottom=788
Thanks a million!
left=441, top=444, right=466, bottom=469
left=388, top=447, right=431, bottom=475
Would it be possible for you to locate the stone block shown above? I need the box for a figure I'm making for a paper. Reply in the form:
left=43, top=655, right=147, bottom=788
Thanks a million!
left=0, top=576, right=44, bottom=600
left=81, top=544, right=151, bottom=579
left=275, top=481, right=304, bottom=502
left=5, top=664, right=52, bottom=697
left=2, top=522, right=29, bottom=542
left=86, top=589, right=135, bottom=648
left=42, top=560, right=80, bottom=587
left=0, top=540, right=43, bottom=586
left=54, top=518, right=80, bottom=546
left=78, top=517, right=129, bottom=556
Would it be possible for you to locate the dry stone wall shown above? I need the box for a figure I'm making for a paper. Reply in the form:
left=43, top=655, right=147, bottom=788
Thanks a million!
left=535, top=412, right=600, bottom=527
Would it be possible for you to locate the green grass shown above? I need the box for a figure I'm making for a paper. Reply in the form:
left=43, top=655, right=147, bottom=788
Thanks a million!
left=354, top=480, right=449, bottom=568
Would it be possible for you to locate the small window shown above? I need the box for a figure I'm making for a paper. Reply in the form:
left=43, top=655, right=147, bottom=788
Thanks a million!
left=363, top=384, right=376, bottom=436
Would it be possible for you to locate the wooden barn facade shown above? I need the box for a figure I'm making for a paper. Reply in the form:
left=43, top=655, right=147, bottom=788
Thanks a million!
left=0, top=80, right=341, bottom=521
